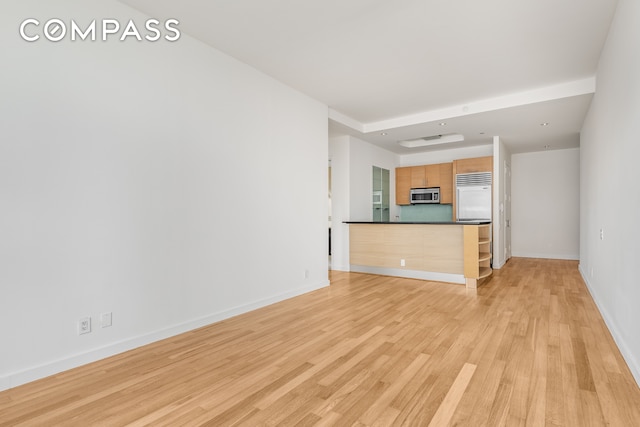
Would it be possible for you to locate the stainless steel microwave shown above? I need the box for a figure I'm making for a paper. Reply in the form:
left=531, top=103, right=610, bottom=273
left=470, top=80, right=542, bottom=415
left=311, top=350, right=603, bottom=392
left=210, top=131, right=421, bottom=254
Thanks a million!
left=410, top=187, right=440, bottom=204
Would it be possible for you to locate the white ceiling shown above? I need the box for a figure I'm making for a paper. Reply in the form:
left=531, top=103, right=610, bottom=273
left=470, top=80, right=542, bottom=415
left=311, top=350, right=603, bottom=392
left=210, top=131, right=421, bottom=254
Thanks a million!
left=119, top=0, right=618, bottom=154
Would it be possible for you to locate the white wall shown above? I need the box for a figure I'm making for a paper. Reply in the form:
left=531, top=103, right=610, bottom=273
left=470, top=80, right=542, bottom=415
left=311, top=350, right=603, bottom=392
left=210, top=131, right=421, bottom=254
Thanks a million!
left=329, top=136, right=398, bottom=271
left=348, top=137, right=399, bottom=221
left=0, top=0, right=328, bottom=390
left=510, top=148, right=580, bottom=260
left=580, top=0, right=640, bottom=385
left=329, top=136, right=351, bottom=271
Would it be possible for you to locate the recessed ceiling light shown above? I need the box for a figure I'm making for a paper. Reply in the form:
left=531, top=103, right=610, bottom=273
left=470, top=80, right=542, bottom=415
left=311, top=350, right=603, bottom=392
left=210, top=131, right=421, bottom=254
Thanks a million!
left=541, top=122, right=550, bottom=126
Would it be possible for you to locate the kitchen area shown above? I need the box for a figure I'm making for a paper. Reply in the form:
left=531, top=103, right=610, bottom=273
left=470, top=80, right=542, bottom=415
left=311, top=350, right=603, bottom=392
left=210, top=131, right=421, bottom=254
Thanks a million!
left=331, top=138, right=501, bottom=290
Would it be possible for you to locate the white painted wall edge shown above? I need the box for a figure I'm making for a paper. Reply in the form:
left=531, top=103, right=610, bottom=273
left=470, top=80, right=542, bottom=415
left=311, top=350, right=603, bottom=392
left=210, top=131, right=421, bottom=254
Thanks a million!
left=579, top=265, right=640, bottom=387
left=511, top=252, right=580, bottom=261
left=492, top=260, right=506, bottom=269
left=330, top=264, right=351, bottom=272
left=0, top=280, right=329, bottom=392
left=350, top=265, right=465, bottom=285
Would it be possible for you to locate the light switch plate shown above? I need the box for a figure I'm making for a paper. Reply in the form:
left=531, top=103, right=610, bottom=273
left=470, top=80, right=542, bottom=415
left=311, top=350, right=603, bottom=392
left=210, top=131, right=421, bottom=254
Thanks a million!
left=101, top=312, right=112, bottom=328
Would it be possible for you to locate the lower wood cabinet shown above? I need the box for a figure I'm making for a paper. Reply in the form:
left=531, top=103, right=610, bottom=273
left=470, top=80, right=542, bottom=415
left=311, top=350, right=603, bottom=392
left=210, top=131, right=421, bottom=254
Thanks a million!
left=347, top=222, right=492, bottom=290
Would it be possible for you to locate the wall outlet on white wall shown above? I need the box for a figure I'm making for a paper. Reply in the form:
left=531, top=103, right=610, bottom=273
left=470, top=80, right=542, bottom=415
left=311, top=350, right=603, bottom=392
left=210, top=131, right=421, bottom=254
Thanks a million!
left=78, top=317, right=91, bottom=335
left=400, top=259, right=406, bottom=267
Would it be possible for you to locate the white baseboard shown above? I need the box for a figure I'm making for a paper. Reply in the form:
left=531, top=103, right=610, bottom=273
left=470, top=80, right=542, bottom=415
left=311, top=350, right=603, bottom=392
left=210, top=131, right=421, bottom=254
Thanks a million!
left=0, top=280, right=329, bottom=392
left=350, top=265, right=465, bottom=285
left=578, top=264, right=640, bottom=388
left=329, top=264, right=351, bottom=272
left=511, top=251, right=579, bottom=261
left=0, top=377, right=9, bottom=393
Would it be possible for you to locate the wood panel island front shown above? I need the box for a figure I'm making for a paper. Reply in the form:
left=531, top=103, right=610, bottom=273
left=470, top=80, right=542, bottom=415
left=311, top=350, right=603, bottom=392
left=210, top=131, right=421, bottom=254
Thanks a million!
left=345, top=221, right=492, bottom=289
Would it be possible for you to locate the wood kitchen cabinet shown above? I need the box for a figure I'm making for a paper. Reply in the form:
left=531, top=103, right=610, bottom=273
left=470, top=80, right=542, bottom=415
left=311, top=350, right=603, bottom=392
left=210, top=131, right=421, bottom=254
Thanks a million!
left=347, top=222, right=490, bottom=290
left=453, top=156, right=493, bottom=175
left=396, top=162, right=453, bottom=205
left=395, top=167, right=412, bottom=205
left=463, top=223, right=492, bottom=289
left=410, top=164, right=440, bottom=188
left=439, top=162, right=453, bottom=204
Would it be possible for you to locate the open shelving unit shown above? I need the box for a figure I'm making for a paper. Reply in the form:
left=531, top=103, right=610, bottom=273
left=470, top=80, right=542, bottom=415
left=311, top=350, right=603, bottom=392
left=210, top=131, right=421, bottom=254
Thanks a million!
left=463, top=224, right=492, bottom=289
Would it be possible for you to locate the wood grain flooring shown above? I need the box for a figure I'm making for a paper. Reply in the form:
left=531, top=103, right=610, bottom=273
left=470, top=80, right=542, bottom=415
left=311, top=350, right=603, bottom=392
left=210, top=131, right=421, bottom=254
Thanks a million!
left=1, top=258, right=639, bottom=426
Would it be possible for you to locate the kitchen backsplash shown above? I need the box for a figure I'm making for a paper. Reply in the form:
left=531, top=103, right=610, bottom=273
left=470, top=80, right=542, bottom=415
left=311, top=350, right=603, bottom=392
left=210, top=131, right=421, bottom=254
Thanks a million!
left=400, top=204, right=453, bottom=222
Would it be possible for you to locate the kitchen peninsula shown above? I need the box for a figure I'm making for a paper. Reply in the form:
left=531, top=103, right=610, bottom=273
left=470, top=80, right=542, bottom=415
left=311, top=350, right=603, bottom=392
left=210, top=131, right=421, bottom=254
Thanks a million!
left=344, top=221, right=492, bottom=289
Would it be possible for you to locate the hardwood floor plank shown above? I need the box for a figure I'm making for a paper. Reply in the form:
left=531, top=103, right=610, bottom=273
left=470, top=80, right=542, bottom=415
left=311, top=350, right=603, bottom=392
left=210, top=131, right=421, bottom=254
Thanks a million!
left=427, top=362, right=477, bottom=427
left=358, top=352, right=431, bottom=425
left=1, top=258, right=639, bottom=426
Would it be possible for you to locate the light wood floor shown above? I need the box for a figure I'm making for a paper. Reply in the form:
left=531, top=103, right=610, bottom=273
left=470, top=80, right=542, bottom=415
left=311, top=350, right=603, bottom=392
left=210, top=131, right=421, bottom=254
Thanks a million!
left=1, top=258, right=639, bottom=426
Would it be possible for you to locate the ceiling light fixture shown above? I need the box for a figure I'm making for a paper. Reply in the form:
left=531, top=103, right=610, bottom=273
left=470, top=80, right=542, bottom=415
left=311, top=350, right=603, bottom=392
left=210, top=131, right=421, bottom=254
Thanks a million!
left=398, top=133, right=464, bottom=148
left=541, top=122, right=550, bottom=126
left=380, top=132, right=387, bottom=136
left=439, top=122, right=447, bottom=126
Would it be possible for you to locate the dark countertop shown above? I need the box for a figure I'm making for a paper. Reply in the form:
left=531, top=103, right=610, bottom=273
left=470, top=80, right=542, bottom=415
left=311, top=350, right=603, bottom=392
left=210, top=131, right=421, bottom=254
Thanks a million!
left=344, top=220, right=491, bottom=225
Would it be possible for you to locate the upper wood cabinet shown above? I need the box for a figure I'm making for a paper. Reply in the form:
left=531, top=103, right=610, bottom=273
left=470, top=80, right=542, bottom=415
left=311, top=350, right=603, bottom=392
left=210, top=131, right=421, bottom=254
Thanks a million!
left=395, top=167, right=412, bottom=205
left=396, top=162, right=453, bottom=205
left=453, top=156, right=493, bottom=175
left=410, top=164, right=440, bottom=188
left=439, top=162, right=453, bottom=204
left=396, top=157, right=492, bottom=207
left=410, top=166, right=425, bottom=188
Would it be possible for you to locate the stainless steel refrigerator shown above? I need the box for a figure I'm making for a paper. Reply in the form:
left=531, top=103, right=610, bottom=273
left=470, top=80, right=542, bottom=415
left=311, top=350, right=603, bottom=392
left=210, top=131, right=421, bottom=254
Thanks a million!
left=456, top=172, right=492, bottom=222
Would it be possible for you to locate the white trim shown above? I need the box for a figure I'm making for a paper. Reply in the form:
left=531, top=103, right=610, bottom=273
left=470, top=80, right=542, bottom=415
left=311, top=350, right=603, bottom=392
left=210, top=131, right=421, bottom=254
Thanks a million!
left=330, top=79, right=596, bottom=136
left=350, top=265, right=465, bottom=285
left=0, top=280, right=329, bottom=392
left=328, top=108, right=364, bottom=133
left=0, top=377, right=9, bottom=393
left=364, top=77, right=596, bottom=133
left=492, top=260, right=506, bottom=269
left=511, top=251, right=579, bottom=261
left=579, top=265, right=640, bottom=387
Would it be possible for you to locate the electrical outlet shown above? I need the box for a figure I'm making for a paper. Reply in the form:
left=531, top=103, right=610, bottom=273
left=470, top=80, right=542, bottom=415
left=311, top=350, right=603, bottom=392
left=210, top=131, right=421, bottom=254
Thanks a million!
left=304, top=269, right=309, bottom=279
left=101, top=312, right=112, bottom=328
left=400, top=259, right=406, bottom=267
left=600, top=229, right=604, bottom=240
left=78, top=317, right=91, bottom=335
